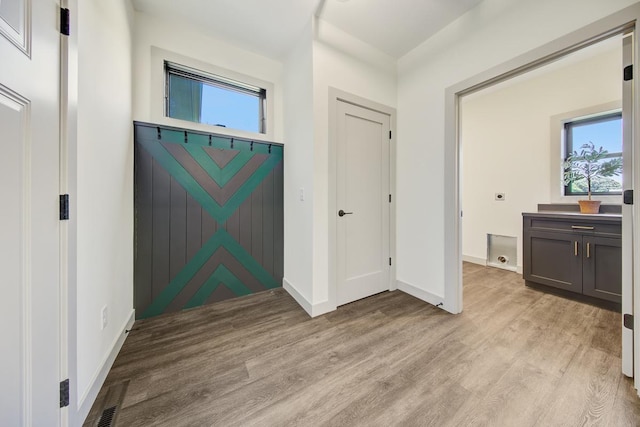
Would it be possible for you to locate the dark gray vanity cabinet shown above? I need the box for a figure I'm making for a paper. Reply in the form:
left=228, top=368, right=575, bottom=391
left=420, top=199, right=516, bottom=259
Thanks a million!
left=523, top=213, right=621, bottom=303
left=581, top=235, right=621, bottom=302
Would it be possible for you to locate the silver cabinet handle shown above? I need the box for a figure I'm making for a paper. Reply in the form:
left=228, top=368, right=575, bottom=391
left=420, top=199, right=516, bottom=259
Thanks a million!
left=574, top=241, right=578, bottom=256
left=572, top=225, right=595, bottom=230
left=587, top=242, right=591, bottom=258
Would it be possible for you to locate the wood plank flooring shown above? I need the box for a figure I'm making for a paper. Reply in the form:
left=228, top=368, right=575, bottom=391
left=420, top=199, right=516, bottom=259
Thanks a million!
left=85, top=263, right=640, bottom=426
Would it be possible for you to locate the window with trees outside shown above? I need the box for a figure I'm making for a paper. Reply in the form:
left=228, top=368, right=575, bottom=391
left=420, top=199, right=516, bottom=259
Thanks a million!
left=165, top=61, right=267, bottom=134
left=564, top=112, right=622, bottom=196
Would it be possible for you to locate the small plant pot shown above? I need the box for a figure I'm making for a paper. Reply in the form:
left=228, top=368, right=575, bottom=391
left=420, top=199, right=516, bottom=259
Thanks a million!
left=578, top=200, right=601, bottom=214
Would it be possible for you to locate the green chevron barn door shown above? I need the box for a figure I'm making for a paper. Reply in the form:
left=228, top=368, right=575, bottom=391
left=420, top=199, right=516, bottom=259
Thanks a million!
left=134, top=123, right=283, bottom=319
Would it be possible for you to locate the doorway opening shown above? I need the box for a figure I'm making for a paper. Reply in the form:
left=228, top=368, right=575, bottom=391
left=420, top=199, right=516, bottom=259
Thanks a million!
left=445, top=16, right=637, bottom=392
left=460, top=33, right=624, bottom=290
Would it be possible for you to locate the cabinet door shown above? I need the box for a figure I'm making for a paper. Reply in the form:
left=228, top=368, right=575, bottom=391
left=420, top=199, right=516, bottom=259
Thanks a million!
left=524, top=230, right=582, bottom=293
left=582, top=236, right=621, bottom=303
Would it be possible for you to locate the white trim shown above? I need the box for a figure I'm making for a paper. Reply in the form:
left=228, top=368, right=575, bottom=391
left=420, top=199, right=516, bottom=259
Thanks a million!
left=77, top=310, right=135, bottom=424
left=397, top=280, right=445, bottom=308
left=631, top=23, right=640, bottom=394
left=150, top=46, right=276, bottom=142
left=63, top=1, right=80, bottom=425
left=283, top=278, right=335, bottom=318
left=621, top=30, right=634, bottom=378
left=486, top=263, right=521, bottom=274
left=283, top=277, right=312, bottom=315
left=462, top=255, right=486, bottom=266
left=464, top=255, right=523, bottom=274
left=59, top=0, right=72, bottom=425
left=327, top=87, right=397, bottom=309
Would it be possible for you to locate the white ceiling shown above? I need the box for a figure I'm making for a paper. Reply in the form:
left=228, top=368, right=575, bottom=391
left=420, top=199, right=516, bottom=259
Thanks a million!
left=317, top=0, right=484, bottom=58
left=131, top=0, right=485, bottom=60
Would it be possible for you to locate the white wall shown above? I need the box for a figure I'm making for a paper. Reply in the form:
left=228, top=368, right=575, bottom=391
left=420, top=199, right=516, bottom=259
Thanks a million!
left=281, top=18, right=397, bottom=314
left=76, top=0, right=134, bottom=421
left=461, top=47, right=621, bottom=270
left=397, top=0, right=637, bottom=304
left=282, top=21, right=315, bottom=307
left=132, top=12, right=284, bottom=142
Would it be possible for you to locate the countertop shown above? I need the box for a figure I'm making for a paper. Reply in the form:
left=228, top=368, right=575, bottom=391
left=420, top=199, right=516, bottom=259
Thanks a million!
left=522, top=211, right=622, bottom=222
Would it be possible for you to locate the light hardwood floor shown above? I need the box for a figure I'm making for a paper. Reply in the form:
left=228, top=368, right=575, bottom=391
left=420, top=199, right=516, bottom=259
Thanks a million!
left=85, top=263, right=640, bottom=426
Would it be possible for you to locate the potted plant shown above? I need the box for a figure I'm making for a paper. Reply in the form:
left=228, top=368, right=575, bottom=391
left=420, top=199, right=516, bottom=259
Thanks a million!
left=563, top=141, right=623, bottom=214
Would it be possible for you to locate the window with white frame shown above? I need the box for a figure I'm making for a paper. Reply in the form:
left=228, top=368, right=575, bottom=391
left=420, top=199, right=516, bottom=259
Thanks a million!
left=563, top=112, right=622, bottom=196
left=165, top=61, right=267, bottom=134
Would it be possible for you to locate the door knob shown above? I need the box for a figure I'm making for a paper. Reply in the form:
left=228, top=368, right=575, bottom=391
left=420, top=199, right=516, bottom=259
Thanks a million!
left=338, top=209, right=353, bottom=217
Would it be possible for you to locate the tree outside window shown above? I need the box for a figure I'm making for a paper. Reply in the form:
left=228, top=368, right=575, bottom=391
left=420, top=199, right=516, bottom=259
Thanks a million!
left=564, top=112, right=622, bottom=196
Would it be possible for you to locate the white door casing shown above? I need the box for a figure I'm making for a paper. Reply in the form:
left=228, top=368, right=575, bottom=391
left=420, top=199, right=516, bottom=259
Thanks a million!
left=0, top=0, right=61, bottom=424
left=336, top=100, right=390, bottom=306
left=621, top=31, right=634, bottom=378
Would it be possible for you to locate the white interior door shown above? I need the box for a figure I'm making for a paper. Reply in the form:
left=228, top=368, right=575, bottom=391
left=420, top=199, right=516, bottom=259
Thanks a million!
left=336, top=100, right=390, bottom=306
left=0, top=0, right=61, bottom=424
left=621, top=32, right=634, bottom=378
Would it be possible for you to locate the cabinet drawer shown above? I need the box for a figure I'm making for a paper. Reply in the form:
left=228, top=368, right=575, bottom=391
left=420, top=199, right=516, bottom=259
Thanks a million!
left=529, top=218, right=621, bottom=236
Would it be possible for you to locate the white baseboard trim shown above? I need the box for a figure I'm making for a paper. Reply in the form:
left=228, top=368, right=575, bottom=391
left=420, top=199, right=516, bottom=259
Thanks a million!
left=78, top=309, right=135, bottom=424
left=311, top=300, right=335, bottom=317
left=462, top=255, right=486, bottom=266
left=397, top=280, right=445, bottom=308
left=464, top=255, right=523, bottom=274
left=283, top=278, right=312, bottom=315
left=283, top=278, right=335, bottom=318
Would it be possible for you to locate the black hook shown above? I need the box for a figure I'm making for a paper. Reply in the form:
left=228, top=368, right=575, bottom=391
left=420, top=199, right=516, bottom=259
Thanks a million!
left=157, top=127, right=161, bottom=140
left=230, top=138, right=234, bottom=149
left=268, top=144, right=272, bottom=154
left=184, top=131, right=188, bottom=144
left=250, top=141, right=254, bottom=151
left=209, top=135, right=212, bottom=146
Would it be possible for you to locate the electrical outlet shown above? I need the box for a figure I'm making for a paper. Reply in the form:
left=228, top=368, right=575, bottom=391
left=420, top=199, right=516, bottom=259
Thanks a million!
left=495, top=193, right=506, bottom=201
left=101, top=305, right=108, bottom=330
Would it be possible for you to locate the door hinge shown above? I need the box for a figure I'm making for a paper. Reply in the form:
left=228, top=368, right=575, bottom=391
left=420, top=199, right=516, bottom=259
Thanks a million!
left=389, top=257, right=392, bottom=266
left=389, top=130, right=392, bottom=140
left=624, top=65, right=633, bottom=81
left=389, top=194, right=392, bottom=203
left=623, top=189, right=633, bottom=205
left=624, top=313, right=634, bottom=330
left=60, top=379, right=69, bottom=408
left=60, top=194, right=70, bottom=220
left=60, top=8, right=70, bottom=36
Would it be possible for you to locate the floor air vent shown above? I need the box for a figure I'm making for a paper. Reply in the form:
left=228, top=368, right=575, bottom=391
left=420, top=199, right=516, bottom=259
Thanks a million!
left=97, top=406, right=117, bottom=427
